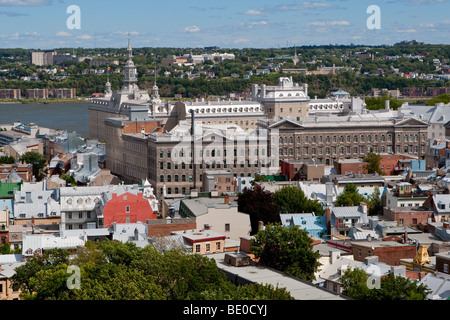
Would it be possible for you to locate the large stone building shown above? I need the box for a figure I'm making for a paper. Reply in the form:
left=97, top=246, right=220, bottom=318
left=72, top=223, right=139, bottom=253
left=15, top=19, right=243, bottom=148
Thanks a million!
left=258, top=108, right=429, bottom=166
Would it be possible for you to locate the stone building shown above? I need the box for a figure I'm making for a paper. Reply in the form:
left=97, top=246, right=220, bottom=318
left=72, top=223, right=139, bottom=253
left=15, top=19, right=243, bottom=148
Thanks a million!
left=258, top=109, right=429, bottom=167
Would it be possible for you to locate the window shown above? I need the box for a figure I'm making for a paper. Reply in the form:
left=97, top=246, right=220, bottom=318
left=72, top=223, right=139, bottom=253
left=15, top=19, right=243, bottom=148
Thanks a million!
left=216, top=241, right=221, bottom=251
left=78, top=212, right=83, bottom=219
left=225, top=223, right=230, bottom=231
left=444, top=263, right=449, bottom=274
left=206, top=243, right=211, bottom=252
left=195, top=244, right=201, bottom=253
left=358, top=249, right=362, bottom=257
left=68, top=212, right=72, bottom=219
left=126, top=206, right=130, bottom=213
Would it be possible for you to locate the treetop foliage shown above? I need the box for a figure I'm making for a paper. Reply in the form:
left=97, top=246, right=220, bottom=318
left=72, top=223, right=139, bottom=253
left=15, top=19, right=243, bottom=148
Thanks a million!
left=11, top=240, right=293, bottom=300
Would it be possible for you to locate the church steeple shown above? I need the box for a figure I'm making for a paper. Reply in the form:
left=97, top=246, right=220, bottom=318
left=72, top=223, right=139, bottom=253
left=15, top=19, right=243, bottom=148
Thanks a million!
left=122, top=37, right=138, bottom=92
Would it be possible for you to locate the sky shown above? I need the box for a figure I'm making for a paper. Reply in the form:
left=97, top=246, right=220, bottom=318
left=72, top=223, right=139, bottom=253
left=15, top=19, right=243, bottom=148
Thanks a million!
left=0, top=0, right=448, bottom=49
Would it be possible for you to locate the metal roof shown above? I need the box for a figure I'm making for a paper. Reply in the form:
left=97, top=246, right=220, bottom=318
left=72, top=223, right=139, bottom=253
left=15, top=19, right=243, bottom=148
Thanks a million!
left=332, top=206, right=364, bottom=218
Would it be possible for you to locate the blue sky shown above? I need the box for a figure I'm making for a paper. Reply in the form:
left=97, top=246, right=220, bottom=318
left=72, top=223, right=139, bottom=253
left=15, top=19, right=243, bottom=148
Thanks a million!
left=0, top=0, right=448, bottom=49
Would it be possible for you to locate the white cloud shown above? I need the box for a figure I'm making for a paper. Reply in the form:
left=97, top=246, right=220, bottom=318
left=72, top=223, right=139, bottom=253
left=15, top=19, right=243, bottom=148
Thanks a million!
left=396, top=28, right=417, bottom=33
left=0, top=0, right=51, bottom=6
left=184, top=25, right=200, bottom=33
left=277, top=2, right=331, bottom=10
left=307, top=21, right=350, bottom=27
left=419, top=23, right=435, bottom=27
left=116, top=31, right=140, bottom=36
left=245, top=9, right=263, bottom=15
left=76, top=34, right=92, bottom=40
left=251, top=21, right=268, bottom=26
left=56, top=31, right=71, bottom=37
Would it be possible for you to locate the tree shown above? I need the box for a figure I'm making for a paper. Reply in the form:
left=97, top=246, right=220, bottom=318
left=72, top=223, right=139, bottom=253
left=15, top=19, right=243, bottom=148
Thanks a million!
left=19, top=152, right=47, bottom=181
left=251, top=223, right=321, bottom=282
left=60, top=173, right=77, bottom=186
left=0, top=155, right=15, bottom=165
left=363, top=151, right=385, bottom=175
left=367, top=187, right=383, bottom=216
left=340, top=267, right=431, bottom=300
left=335, top=184, right=367, bottom=207
left=272, top=185, right=324, bottom=215
left=426, top=94, right=450, bottom=106
left=12, top=240, right=293, bottom=300
left=238, top=184, right=281, bottom=235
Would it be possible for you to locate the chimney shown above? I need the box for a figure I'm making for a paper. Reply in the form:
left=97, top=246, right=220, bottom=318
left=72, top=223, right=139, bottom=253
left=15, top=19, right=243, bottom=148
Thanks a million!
left=403, top=231, right=408, bottom=244
left=364, top=256, right=379, bottom=265
left=330, top=250, right=341, bottom=264
left=443, top=222, right=450, bottom=229
left=359, top=202, right=368, bottom=214
left=391, top=265, right=406, bottom=278
left=134, top=228, right=139, bottom=241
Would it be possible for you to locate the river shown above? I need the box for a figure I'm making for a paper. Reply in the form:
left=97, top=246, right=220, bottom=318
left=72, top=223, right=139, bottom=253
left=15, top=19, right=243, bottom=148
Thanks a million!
left=0, top=102, right=90, bottom=138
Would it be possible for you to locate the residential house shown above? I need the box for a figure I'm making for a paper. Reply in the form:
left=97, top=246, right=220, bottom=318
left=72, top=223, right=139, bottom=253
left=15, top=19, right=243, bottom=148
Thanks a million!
left=59, top=182, right=158, bottom=231
left=21, top=232, right=85, bottom=257
left=178, top=195, right=251, bottom=241
left=326, top=203, right=369, bottom=236
left=171, top=229, right=226, bottom=255
left=0, top=262, right=25, bottom=300
left=102, top=192, right=157, bottom=228
left=419, top=273, right=450, bottom=300
left=280, top=213, right=327, bottom=238
left=351, top=240, right=417, bottom=266
left=202, top=169, right=235, bottom=195
left=318, top=253, right=392, bottom=295
left=423, top=194, right=450, bottom=222
left=435, top=251, right=450, bottom=275
left=0, top=205, right=10, bottom=245
left=0, top=163, right=33, bottom=183
left=13, top=189, right=61, bottom=224
left=383, top=182, right=433, bottom=226
left=326, top=174, right=385, bottom=197
left=280, top=159, right=324, bottom=181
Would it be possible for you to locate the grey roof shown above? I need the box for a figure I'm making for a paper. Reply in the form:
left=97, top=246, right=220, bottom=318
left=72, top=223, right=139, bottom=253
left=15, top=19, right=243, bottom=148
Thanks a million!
left=209, top=253, right=347, bottom=300
left=420, top=273, right=450, bottom=300
left=0, top=262, right=26, bottom=279
left=332, top=206, right=364, bottom=218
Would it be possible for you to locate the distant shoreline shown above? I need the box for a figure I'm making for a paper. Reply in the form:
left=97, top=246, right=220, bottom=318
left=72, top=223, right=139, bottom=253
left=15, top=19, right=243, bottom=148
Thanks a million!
left=0, top=99, right=91, bottom=105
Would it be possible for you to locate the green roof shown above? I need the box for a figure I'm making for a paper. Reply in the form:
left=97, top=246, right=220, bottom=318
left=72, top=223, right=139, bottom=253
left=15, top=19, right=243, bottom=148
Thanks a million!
left=0, top=182, right=22, bottom=198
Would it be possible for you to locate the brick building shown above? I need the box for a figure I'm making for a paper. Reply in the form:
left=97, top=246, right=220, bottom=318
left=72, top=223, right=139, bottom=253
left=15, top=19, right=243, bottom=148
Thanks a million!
left=0, top=89, right=21, bottom=100
left=281, top=159, right=324, bottom=181
left=435, top=251, right=450, bottom=274
left=102, top=192, right=157, bottom=228
left=351, top=240, right=417, bottom=265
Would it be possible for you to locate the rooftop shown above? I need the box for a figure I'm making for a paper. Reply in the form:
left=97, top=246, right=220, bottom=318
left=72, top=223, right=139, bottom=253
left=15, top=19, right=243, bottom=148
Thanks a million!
left=208, top=252, right=347, bottom=300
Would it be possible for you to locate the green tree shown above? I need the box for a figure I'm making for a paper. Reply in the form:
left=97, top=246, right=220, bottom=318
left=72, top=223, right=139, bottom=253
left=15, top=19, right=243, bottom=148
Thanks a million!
left=367, top=187, right=383, bottom=216
left=251, top=223, right=321, bottom=282
left=19, top=152, right=47, bottom=181
left=341, top=267, right=431, bottom=300
left=60, top=173, right=77, bottom=186
left=335, top=184, right=367, bottom=207
left=273, top=185, right=324, bottom=215
left=0, top=155, right=15, bottom=165
left=12, top=240, right=293, bottom=300
left=363, top=151, right=385, bottom=175
left=426, top=94, right=450, bottom=106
